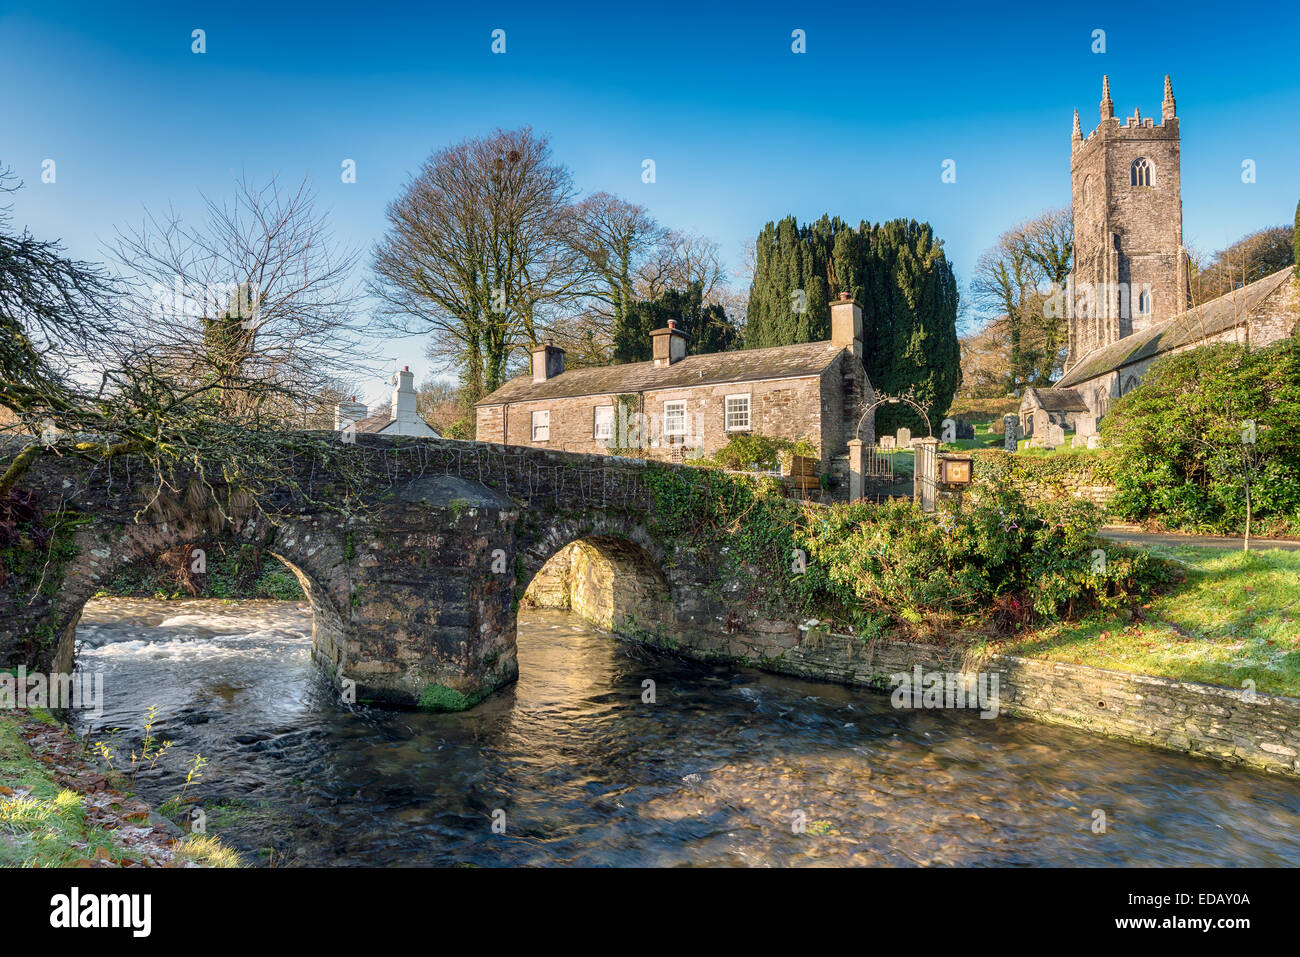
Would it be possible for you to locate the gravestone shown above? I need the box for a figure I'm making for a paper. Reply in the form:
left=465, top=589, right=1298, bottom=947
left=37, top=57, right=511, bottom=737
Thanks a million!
left=879, top=435, right=896, bottom=451
left=896, top=427, right=912, bottom=449
left=1031, top=408, right=1052, bottom=439
left=1043, top=422, right=1066, bottom=448
left=1002, top=414, right=1020, bottom=452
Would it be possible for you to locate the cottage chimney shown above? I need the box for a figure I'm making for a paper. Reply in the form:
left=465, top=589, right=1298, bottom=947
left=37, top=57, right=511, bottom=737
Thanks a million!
left=390, top=365, right=420, bottom=424
left=334, top=395, right=369, bottom=431
left=830, top=291, right=863, bottom=357
left=650, top=319, right=688, bottom=367
left=531, top=341, right=566, bottom=382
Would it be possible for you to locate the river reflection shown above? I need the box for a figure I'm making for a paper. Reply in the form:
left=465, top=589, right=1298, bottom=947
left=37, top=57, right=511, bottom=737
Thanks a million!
left=72, top=598, right=1300, bottom=867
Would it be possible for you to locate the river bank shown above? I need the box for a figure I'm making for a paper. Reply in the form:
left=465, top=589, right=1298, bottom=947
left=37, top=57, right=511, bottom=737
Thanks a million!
left=0, top=708, right=237, bottom=867
left=530, top=540, right=1300, bottom=774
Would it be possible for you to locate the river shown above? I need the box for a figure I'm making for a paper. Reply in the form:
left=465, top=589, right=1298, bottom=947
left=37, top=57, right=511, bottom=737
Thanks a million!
left=70, top=597, right=1300, bottom=866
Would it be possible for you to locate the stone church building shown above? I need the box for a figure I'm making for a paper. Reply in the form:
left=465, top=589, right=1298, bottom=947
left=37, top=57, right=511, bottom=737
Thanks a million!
left=475, top=295, right=875, bottom=484
left=1023, top=76, right=1298, bottom=432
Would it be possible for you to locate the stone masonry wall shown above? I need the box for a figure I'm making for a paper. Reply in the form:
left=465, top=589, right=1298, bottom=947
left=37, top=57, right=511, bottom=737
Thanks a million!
left=476, top=374, right=829, bottom=467
left=970, top=450, right=1117, bottom=511
left=626, top=617, right=1300, bottom=777
left=523, top=542, right=573, bottom=609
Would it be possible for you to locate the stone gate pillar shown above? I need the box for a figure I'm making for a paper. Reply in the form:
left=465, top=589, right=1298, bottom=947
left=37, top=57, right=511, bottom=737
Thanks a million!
left=847, top=439, right=865, bottom=502
left=913, top=437, right=939, bottom=513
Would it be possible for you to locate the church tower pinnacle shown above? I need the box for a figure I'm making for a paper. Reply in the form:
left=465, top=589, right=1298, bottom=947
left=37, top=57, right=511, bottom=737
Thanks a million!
left=1067, top=75, right=1189, bottom=371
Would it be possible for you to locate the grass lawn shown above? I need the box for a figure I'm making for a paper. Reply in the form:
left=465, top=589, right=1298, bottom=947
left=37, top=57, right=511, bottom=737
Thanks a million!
left=940, top=433, right=1003, bottom=452
left=994, top=545, right=1300, bottom=697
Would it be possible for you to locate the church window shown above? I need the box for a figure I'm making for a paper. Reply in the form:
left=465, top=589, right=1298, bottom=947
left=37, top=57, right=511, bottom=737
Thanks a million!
left=1131, top=157, right=1153, bottom=187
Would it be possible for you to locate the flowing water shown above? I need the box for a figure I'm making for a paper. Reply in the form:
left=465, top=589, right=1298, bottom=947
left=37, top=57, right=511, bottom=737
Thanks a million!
left=71, top=597, right=1300, bottom=867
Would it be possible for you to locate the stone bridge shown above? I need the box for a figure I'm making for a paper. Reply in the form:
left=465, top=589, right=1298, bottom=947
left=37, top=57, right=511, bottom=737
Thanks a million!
left=1, top=435, right=781, bottom=710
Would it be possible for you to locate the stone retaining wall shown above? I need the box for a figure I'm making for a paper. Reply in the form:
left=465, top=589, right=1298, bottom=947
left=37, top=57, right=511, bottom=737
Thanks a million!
left=621, top=617, right=1300, bottom=777
left=970, top=450, right=1118, bottom=511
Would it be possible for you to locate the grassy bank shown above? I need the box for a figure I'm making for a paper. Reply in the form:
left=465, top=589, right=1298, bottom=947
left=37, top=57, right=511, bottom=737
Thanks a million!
left=0, top=709, right=239, bottom=867
left=994, top=545, right=1300, bottom=697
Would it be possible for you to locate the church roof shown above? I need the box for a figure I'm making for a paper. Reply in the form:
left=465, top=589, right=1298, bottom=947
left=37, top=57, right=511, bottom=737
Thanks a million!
left=475, top=340, right=845, bottom=406
left=1023, top=387, right=1087, bottom=412
left=1056, top=267, right=1295, bottom=389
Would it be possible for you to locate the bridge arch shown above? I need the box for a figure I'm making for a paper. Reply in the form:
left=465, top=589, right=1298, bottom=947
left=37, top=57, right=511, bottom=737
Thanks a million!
left=2, top=435, right=726, bottom=711
left=518, top=514, right=673, bottom=639
left=38, top=511, right=350, bottom=686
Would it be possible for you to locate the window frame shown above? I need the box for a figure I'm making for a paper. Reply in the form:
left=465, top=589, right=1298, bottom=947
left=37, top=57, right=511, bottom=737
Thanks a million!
left=724, top=393, right=752, bottom=432
left=662, top=399, right=687, bottom=437
left=593, top=404, right=614, bottom=441
left=531, top=409, right=550, bottom=443
left=1130, top=157, right=1153, bottom=187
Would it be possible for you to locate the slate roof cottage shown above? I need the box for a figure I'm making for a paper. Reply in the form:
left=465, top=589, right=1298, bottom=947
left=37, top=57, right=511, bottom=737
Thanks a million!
left=475, top=295, right=876, bottom=490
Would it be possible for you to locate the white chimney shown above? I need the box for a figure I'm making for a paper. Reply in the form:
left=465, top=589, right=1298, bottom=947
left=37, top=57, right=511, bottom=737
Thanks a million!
left=334, top=396, right=368, bottom=431
left=391, top=366, right=419, bottom=423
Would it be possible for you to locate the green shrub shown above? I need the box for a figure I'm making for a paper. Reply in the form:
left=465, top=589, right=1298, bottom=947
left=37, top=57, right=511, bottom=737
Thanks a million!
left=702, top=433, right=816, bottom=471
left=641, top=462, right=1168, bottom=638
left=797, top=483, right=1167, bottom=632
left=1101, top=340, right=1300, bottom=534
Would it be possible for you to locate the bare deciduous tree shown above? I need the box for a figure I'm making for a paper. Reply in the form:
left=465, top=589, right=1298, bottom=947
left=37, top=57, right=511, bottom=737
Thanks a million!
left=370, top=128, right=586, bottom=400
left=111, top=174, right=366, bottom=424
left=636, top=230, right=725, bottom=304
left=1, top=168, right=373, bottom=520
left=1191, top=225, right=1295, bottom=306
left=968, top=207, right=1073, bottom=392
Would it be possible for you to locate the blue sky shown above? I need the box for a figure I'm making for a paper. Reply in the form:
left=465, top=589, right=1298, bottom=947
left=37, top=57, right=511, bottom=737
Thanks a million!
left=3, top=0, right=1298, bottom=404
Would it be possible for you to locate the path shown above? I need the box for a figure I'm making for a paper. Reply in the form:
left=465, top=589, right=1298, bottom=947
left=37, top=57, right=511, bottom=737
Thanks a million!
left=1099, top=526, right=1300, bottom=552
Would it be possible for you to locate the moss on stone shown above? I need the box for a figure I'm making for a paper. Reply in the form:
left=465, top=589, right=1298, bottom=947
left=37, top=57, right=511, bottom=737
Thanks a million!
left=417, top=683, right=474, bottom=712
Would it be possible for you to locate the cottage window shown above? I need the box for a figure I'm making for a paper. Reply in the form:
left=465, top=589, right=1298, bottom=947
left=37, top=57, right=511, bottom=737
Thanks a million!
left=725, top=394, right=751, bottom=432
left=593, top=405, right=614, bottom=441
left=663, top=400, right=687, bottom=437
left=531, top=410, right=550, bottom=442
left=1131, top=157, right=1153, bottom=187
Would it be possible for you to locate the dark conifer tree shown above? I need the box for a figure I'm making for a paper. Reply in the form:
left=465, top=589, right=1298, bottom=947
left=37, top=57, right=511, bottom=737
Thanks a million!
left=613, top=283, right=739, bottom=363
left=746, top=216, right=960, bottom=431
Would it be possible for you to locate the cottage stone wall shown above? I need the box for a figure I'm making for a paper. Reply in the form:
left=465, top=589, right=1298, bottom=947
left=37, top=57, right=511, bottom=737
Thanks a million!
left=477, top=374, right=831, bottom=467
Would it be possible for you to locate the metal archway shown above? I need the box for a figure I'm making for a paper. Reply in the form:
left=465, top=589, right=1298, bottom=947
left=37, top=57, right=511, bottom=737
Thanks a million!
left=854, top=394, right=931, bottom=444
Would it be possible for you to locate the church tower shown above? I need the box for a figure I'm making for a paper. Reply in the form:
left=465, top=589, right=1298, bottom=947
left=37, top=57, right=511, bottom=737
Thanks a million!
left=1066, top=75, right=1191, bottom=370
